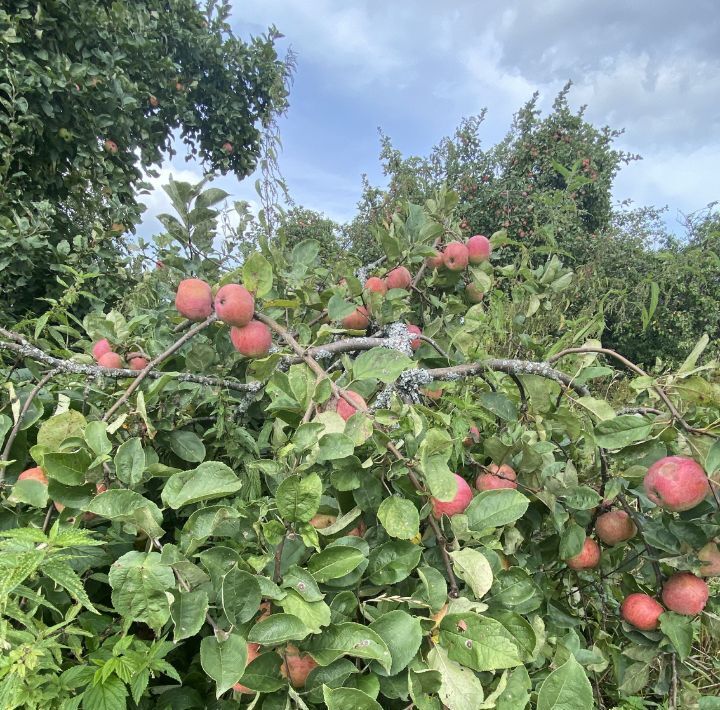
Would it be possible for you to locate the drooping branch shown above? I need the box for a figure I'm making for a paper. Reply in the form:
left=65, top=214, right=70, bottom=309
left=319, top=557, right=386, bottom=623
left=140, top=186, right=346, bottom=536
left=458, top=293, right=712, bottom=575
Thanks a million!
left=0, top=328, right=258, bottom=401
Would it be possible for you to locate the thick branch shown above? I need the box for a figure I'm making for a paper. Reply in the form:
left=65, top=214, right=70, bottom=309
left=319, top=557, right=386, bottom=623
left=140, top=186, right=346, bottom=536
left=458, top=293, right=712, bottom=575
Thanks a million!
left=103, top=314, right=219, bottom=421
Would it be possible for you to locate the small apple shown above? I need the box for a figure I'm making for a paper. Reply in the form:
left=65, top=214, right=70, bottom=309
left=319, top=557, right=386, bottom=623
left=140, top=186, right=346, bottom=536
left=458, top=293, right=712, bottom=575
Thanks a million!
left=476, top=463, right=517, bottom=491
left=465, top=283, right=485, bottom=303
left=565, top=538, right=601, bottom=570
left=98, top=352, right=123, bottom=369
left=233, top=642, right=261, bottom=694
left=466, top=234, right=491, bottom=263
left=280, top=644, right=318, bottom=688
left=442, top=241, right=469, bottom=271
left=364, top=276, right=387, bottom=295
left=463, top=425, right=480, bottom=447
left=643, top=456, right=709, bottom=512
left=18, top=467, right=47, bottom=485
left=92, top=339, right=112, bottom=362
left=697, top=541, right=720, bottom=576
left=103, top=139, right=118, bottom=154
left=309, top=514, right=336, bottom=529
left=230, top=320, right=272, bottom=358
left=175, top=278, right=213, bottom=322
left=620, top=593, right=664, bottom=630
left=335, top=391, right=366, bottom=420
left=425, top=251, right=444, bottom=270
left=662, top=572, right=709, bottom=615
left=406, top=324, right=422, bottom=351
left=149, top=95, right=159, bottom=107
left=214, top=284, right=255, bottom=327
left=222, top=141, right=233, bottom=154
left=385, top=266, right=412, bottom=290
left=595, top=510, right=637, bottom=545
left=431, top=474, right=473, bottom=518
left=128, top=356, right=149, bottom=371
left=421, top=387, right=442, bottom=400
left=341, top=306, right=370, bottom=330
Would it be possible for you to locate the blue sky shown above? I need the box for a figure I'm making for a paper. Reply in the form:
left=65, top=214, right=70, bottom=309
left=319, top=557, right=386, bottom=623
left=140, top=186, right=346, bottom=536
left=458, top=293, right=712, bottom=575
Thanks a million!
left=140, top=1, right=719, bottom=236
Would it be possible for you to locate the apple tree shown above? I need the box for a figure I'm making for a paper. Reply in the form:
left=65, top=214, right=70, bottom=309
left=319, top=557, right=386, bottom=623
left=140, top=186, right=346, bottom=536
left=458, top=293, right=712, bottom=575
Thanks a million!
left=0, top=182, right=719, bottom=709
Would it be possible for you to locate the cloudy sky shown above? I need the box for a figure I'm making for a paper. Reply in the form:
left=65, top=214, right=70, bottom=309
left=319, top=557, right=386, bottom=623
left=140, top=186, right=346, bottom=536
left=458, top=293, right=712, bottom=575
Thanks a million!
left=140, top=0, right=719, bottom=236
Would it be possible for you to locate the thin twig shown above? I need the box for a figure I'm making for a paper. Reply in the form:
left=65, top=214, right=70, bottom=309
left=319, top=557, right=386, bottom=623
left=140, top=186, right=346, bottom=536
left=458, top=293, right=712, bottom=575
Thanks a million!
left=616, top=492, right=663, bottom=591
left=273, top=532, right=287, bottom=584
left=416, top=334, right=449, bottom=359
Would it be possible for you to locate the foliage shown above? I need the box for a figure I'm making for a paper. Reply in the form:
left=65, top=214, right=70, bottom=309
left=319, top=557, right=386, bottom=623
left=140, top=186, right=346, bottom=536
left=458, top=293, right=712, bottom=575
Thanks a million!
left=1, top=179, right=720, bottom=709
left=0, top=0, right=290, bottom=321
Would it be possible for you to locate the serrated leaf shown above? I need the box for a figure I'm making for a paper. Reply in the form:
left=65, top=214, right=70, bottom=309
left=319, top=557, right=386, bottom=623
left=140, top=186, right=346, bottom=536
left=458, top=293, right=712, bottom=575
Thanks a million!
left=247, top=613, right=311, bottom=645
left=428, top=645, right=485, bottom=710
left=594, top=415, right=653, bottom=449
left=305, top=622, right=392, bottom=671
left=42, top=559, right=98, bottom=613
left=465, top=490, right=529, bottom=531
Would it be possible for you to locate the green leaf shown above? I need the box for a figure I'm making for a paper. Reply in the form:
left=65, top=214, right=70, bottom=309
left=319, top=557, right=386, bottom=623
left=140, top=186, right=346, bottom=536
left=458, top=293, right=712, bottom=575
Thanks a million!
left=85, top=421, right=112, bottom=456
left=322, top=686, right=383, bottom=710
left=42, top=559, right=98, bottom=614
left=496, top=666, right=531, bottom=710
left=369, top=610, right=423, bottom=676
left=114, top=437, right=145, bottom=486
left=367, top=540, right=422, bottom=585
left=43, top=450, right=90, bottom=486
left=427, top=645, right=485, bottom=710
left=200, top=633, right=248, bottom=698
left=276, top=473, right=322, bottom=522
left=478, top=392, right=517, bottom=421
left=594, top=415, right=653, bottom=449
left=171, top=590, right=208, bottom=642
left=282, top=565, right=324, bottom=601
left=292, top=239, right=321, bottom=265
left=377, top=497, right=419, bottom=539
left=536, top=655, right=593, bottom=710
left=577, top=396, right=616, bottom=422
left=559, top=523, right=586, bottom=560
left=706, top=440, right=720, bottom=475
left=328, top=294, right=357, bottom=321
left=660, top=611, right=693, bottom=661
left=168, top=430, right=206, bottom=463
left=353, top=348, right=414, bottom=383
left=279, top=589, right=331, bottom=634
left=308, top=546, right=365, bottom=583
left=236, top=651, right=285, bottom=693
left=438, top=613, right=523, bottom=672
left=37, top=410, right=87, bottom=450
left=81, top=675, right=128, bottom=710
left=161, top=462, right=242, bottom=509
left=10, top=479, right=48, bottom=508
left=247, top=613, right=311, bottom=645
left=306, top=623, right=392, bottom=671
left=317, top=433, right=355, bottom=462
left=466, top=490, right=529, bottom=531
left=243, top=252, right=273, bottom=297
left=419, top=429, right=456, bottom=502
left=85, top=489, right=164, bottom=538
left=108, top=551, right=174, bottom=632
left=450, top=548, right=493, bottom=599
left=222, top=567, right=262, bottom=624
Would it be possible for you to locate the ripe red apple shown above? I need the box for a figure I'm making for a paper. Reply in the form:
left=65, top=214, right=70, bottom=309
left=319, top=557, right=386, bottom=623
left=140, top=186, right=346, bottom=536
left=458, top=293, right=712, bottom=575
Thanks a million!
left=595, top=510, right=637, bottom=545
left=175, top=278, right=213, bottom=322
left=385, top=266, right=412, bottom=290
left=98, top=352, right=123, bottom=369
left=335, top=391, right=366, bottom=420
left=280, top=645, right=318, bottom=688
left=128, top=356, right=148, bottom=371
left=214, top=284, right=254, bottom=327
left=697, top=542, right=720, bottom=576
left=230, top=320, right=272, bottom=358
left=421, top=387, right=442, bottom=400
left=346, top=520, right=366, bottom=537
left=643, top=456, right=709, bottom=511
left=466, top=235, right=491, bottom=263
left=442, top=241, right=469, bottom=271
left=465, top=283, right=485, bottom=303
left=565, top=538, right=601, bottom=570
left=463, top=425, right=480, bottom=447
left=222, top=142, right=233, bottom=155
left=620, top=593, right=664, bottom=630
left=662, top=572, right=709, bottom=615
left=431, top=474, right=473, bottom=518
left=18, top=467, right=48, bottom=485
left=233, top=642, right=261, bottom=694
left=476, top=463, right=517, bottom=491
left=425, top=251, right=444, bottom=270
left=341, top=306, right=369, bottom=330
left=309, top=514, right=336, bottom=529
left=364, top=276, right=387, bottom=295
left=406, top=324, right=422, bottom=350
left=92, top=339, right=112, bottom=361
left=103, top=139, right=118, bottom=154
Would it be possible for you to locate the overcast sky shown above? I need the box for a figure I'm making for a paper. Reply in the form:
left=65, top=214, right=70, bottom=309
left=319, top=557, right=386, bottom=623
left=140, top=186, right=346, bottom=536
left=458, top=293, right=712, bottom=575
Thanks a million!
left=140, top=1, right=719, bottom=237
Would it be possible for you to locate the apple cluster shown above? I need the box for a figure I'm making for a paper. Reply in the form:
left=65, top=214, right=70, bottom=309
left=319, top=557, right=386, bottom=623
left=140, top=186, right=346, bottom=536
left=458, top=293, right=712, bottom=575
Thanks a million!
left=91, top=338, right=148, bottom=371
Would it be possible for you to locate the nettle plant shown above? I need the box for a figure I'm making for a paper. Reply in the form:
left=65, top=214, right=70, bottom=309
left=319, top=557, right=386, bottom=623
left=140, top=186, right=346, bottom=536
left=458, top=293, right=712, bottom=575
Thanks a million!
left=0, top=186, right=719, bottom=710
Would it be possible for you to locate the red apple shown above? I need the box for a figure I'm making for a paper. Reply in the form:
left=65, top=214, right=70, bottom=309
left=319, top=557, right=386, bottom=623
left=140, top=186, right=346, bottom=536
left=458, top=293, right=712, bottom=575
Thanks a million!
left=341, top=306, right=370, bottom=330
left=92, top=339, right=112, bottom=361
left=621, top=593, right=664, bottom=630
left=222, top=142, right=233, bottom=155
left=214, top=284, right=254, bottom=327
left=466, top=235, right=491, bottom=263
left=406, top=324, right=422, bottom=351
left=309, top=514, right=337, bottom=529
left=335, top=391, right=366, bottom=420
left=421, top=387, right=442, bottom=400
left=233, top=643, right=261, bottom=694
left=385, top=266, right=412, bottom=290
left=18, top=467, right=48, bottom=485
left=426, top=251, right=444, bottom=270
left=103, top=139, right=118, bottom=154
left=476, top=463, right=517, bottom=491
left=643, top=456, right=709, bottom=512
left=566, top=538, right=601, bottom=570
left=431, top=474, right=473, bottom=518
left=364, top=277, right=387, bottom=295
left=465, top=283, right=485, bottom=303
left=463, top=425, right=480, bottom=447
left=175, top=278, right=213, bottom=322
left=230, top=320, right=272, bottom=358
left=128, top=356, right=148, bottom=371
left=98, top=352, right=123, bottom=369
left=697, top=542, right=720, bottom=576
left=442, top=241, right=469, bottom=271
left=662, top=572, right=709, bottom=615
left=280, top=644, right=318, bottom=688
left=595, top=510, right=637, bottom=545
